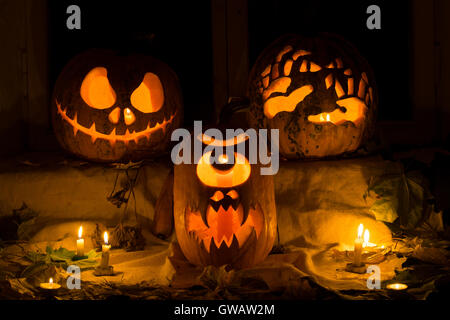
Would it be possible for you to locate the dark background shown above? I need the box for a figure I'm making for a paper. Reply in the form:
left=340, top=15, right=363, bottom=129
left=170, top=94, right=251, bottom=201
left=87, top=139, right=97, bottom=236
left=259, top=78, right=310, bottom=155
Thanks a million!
left=48, top=0, right=412, bottom=124
left=48, top=0, right=214, bottom=125
left=7, top=0, right=444, bottom=158
left=248, top=0, right=412, bottom=121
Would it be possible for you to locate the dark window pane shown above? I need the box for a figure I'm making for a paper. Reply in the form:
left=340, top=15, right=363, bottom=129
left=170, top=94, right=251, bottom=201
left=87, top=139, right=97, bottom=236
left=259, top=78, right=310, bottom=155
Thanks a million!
left=49, top=0, right=214, bottom=124
left=249, top=0, right=412, bottom=121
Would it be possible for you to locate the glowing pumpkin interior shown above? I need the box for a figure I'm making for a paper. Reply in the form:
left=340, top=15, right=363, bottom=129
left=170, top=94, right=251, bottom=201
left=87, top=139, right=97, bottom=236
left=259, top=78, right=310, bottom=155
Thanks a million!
left=257, top=46, right=374, bottom=127
left=196, top=132, right=252, bottom=189
left=130, top=72, right=165, bottom=113
left=196, top=151, right=251, bottom=188
left=186, top=200, right=264, bottom=252
left=186, top=135, right=264, bottom=251
left=80, top=67, right=165, bottom=115
left=56, top=67, right=175, bottom=147
left=80, top=67, right=116, bottom=109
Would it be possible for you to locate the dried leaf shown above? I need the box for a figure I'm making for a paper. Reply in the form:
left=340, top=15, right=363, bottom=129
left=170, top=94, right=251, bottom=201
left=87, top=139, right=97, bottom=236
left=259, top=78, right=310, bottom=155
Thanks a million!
left=412, top=247, right=449, bottom=265
left=8, top=278, right=36, bottom=297
left=198, top=265, right=234, bottom=290
left=366, top=170, right=431, bottom=228
left=112, top=161, right=143, bottom=170
left=416, top=210, right=444, bottom=233
left=19, top=160, right=40, bottom=167
left=111, top=225, right=146, bottom=251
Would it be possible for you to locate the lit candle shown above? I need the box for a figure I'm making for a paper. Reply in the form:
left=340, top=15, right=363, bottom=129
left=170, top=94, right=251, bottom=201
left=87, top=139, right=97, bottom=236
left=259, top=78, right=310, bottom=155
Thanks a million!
left=363, top=229, right=370, bottom=249
left=218, top=154, right=229, bottom=164
left=39, top=277, right=61, bottom=290
left=354, top=224, right=364, bottom=266
left=100, top=231, right=111, bottom=268
left=76, top=226, right=84, bottom=257
left=386, top=283, right=408, bottom=291
left=124, top=108, right=135, bottom=125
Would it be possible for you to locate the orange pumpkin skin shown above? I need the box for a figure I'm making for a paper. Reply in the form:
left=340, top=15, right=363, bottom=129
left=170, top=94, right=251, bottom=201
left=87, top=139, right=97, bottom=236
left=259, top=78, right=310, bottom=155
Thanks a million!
left=174, top=158, right=277, bottom=269
left=248, top=33, right=378, bottom=159
left=52, top=50, right=183, bottom=163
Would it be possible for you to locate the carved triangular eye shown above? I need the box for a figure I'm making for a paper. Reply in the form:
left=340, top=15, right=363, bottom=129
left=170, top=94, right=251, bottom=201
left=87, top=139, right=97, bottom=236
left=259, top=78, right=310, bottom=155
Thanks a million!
left=130, top=73, right=164, bottom=113
left=80, top=67, right=117, bottom=109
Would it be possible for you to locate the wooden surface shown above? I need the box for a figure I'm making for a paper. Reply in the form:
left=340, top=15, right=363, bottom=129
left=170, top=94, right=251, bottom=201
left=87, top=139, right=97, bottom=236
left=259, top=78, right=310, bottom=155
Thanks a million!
left=0, top=0, right=449, bottom=155
left=0, top=0, right=54, bottom=155
left=211, top=0, right=249, bottom=123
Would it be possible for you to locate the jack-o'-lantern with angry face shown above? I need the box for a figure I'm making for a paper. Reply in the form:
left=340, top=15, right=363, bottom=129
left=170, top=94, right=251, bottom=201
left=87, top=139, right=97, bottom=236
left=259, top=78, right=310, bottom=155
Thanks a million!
left=248, top=33, right=378, bottom=159
left=52, top=50, right=183, bottom=162
left=173, top=132, right=277, bottom=269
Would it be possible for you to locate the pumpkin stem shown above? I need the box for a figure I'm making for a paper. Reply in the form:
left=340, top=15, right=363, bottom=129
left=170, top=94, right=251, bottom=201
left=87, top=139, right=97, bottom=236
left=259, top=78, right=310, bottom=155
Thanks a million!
left=218, top=96, right=250, bottom=127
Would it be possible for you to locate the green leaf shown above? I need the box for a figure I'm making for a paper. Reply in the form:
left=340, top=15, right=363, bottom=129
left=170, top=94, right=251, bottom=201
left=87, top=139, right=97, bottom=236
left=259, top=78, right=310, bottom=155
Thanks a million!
left=398, top=174, right=425, bottom=228
left=370, top=199, right=398, bottom=223
left=366, top=170, right=429, bottom=228
left=25, top=247, right=101, bottom=272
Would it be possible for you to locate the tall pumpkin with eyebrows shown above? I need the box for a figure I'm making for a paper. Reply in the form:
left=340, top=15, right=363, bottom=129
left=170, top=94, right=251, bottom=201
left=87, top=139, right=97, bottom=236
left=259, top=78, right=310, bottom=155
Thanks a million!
left=248, top=33, right=378, bottom=159
left=173, top=132, right=277, bottom=269
left=52, top=50, right=183, bottom=162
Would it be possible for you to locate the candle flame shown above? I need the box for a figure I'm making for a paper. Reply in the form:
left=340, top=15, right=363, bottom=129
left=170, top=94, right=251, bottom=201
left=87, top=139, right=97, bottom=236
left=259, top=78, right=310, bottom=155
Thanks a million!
left=363, top=229, right=370, bottom=247
left=387, top=283, right=407, bottom=290
left=326, top=114, right=330, bottom=122
left=78, top=226, right=83, bottom=238
left=104, top=231, right=108, bottom=244
left=357, top=224, right=364, bottom=238
left=320, top=114, right=325, bottom=121
left=49, top=278, right=53, bottom=284
left=218, top=154, right=228, bottom=164
left=125, top=108, right=131, bottom=115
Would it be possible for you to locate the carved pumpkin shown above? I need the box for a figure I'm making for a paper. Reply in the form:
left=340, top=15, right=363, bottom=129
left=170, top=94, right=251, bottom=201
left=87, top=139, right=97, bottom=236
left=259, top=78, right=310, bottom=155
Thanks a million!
left=52, top=50, right=183, bottom=162
left=173, top=132, right=277, bottom=269
left=248, top=33, right=378, bottom=159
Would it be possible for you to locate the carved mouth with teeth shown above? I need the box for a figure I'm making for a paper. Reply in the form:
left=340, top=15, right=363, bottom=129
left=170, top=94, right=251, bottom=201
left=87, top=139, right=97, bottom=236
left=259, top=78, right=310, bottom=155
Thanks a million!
left=185, top=190, right=264, bottom=253
left=56, top=101, right=176, bottom=147
left=174, top=131, right=277, bottom=269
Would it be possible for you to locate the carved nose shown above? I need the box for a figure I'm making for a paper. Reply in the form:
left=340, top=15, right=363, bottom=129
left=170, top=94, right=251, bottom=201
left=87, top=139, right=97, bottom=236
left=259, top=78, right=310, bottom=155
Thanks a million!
left=124, top=108, right=136, bottom=125
left=108, top=107, right=120, bottom=124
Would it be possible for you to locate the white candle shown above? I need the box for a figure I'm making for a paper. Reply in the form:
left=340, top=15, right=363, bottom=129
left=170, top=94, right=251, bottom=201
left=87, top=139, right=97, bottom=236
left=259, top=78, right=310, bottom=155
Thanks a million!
left=76, top=226, right=84, bottom=257
left=100, top=231, right=111, bottom=268
left=354, top=224, right=364, bottom=266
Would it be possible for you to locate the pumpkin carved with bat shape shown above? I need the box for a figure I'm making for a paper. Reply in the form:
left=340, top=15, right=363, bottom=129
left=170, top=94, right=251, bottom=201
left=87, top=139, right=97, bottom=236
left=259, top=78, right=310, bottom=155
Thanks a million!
left=173, top=132, right=277, bottom=269
left=248, top=33, right=378, bottom=159
left=52, top=50, right=183, bottom=162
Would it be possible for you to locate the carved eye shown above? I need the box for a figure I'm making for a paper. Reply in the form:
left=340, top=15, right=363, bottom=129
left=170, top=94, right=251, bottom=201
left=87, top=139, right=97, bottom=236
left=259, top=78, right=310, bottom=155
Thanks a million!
left=130, top=73, right=165, bottom=113
left=80, top=67, right=117, bottom=109
left=200, top=132, right=249, bottom=146
left=227, top=190, right=239, bottom=200
left=196, top=151, right=251, bottom=188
